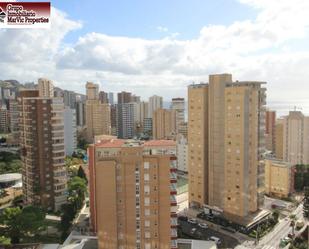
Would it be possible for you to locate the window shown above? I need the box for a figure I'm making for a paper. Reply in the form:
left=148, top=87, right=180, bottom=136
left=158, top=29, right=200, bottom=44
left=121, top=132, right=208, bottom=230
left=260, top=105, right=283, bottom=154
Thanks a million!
left=144, top=185, right=150, bottom=195
left=145, top=209, right=150, bottom=216
left=144, top=162, right=149, bottom=169
left=145, top=232, right=151, bottom=239
left=144, top=197, right=150, bottom=206
left=145, top=220, right=150, bottom=227
left=144, top=174, right=149, bottom=181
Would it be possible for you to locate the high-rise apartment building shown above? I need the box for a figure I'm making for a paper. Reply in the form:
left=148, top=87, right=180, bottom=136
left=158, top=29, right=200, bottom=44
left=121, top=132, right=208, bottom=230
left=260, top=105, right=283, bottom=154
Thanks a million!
left=188, top=74, right=266, bottom=220
left=131, top=94, right=141, bottom=103
left=265, top=110, right=276, bottom=152
left=117, top=91, right=132, bottom=104
left=38, top=78, right=54, bottom=98
left=0, top=105, right=9, bottom=133
left=76, top=100, right=86, bottom=128
left=176, top=134, right=188, bottom=172
left=85, top=83, right=111, bottom=142
left=110, top=104, right=117, bottom=136
left=19, top=89, right=67, bottom=211
left=152, top=109, right=176, bottom=140
left=88, top=138, right=177, bottom=249
left=143, top=118, right=153, bottom=136
left=117, top=102, right=136, bottom=139
left=282, top=111, right=309, bottom=165
left=99, top=91, right=109, bottom=104
left=188, top=83, right=209, bottom=206
left=108, top=92, right=114, bottom=105
left=177, top=122, right=188, bottom=139
left=8, top=98, right=19, bottom=144
left=63, top=90, right=77, bottom=109
left=171, top=98, right=185, bottom=132
left=275, top=119, right=284, bottom=160
left=148, top=95, right=163, bottom=118
left=64, top=107, right=77, bottom=156
left=86, top=82, right=99, bottom=100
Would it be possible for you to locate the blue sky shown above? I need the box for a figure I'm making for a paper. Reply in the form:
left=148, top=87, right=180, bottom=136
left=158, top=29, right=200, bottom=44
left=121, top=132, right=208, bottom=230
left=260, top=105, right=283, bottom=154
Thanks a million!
left=1, top=0, right=309, bottom=114
left=49, top=0, right=257, bottom=42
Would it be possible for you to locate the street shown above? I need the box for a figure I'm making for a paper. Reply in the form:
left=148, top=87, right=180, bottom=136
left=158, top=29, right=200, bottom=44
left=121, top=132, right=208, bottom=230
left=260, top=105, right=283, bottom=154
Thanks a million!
left=178, top=218, right=239, bottom=248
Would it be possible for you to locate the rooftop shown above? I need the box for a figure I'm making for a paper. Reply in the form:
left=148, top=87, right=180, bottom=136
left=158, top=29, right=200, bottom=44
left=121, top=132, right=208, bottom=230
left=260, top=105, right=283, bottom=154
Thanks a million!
left=95, top=139, right=176, bottom=148
left=0, top=173, right=22, bottom=183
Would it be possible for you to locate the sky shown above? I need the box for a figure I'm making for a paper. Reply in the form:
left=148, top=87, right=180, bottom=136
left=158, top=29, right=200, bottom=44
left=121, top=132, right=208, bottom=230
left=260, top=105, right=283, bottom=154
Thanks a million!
left=1, top=0, right=309, bottom=115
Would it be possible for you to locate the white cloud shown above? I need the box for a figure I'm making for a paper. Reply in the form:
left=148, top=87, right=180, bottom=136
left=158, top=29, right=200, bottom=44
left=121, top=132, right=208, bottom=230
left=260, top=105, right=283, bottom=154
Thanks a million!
left=156, top=26, right=169, bottom=32
left=1, top=1, right=309, bottom=114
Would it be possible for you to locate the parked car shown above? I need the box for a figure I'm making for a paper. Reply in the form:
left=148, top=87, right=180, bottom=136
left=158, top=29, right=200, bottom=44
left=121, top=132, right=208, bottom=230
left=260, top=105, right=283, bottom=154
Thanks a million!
left=210, top=236, right=221, bottom=245
left=198, top=223, right=208, bottom=229
left=188, top=218, right=197, bottom=224
left=190, top=228, right=197, bottom=235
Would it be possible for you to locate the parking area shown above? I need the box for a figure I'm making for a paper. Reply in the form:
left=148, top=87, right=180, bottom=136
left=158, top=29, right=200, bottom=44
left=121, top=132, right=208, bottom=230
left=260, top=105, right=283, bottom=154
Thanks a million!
left=178, top=217, right=239, bottom=248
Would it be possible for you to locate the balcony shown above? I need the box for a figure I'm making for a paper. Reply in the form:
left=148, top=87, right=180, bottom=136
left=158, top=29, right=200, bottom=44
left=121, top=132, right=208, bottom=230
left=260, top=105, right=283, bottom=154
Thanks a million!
left=170, top=172, right=177, bottom=183
left=170, top=183, right=177, bottom=195
left=171, top=217, right=178, bottom=227
left=171, top=228, right=177, bottom=238
left=170, top=195, right=177, bottom=206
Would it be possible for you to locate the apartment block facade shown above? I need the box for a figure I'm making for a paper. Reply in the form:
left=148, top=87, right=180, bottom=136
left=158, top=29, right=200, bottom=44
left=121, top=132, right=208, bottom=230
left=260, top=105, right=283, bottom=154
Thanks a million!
left=282, top=111, right=309, bottom=165
left=85, top=83, right=111, bottom=142
left=171, top=98, right=185, bottom=133
left=265, top=110, right=276, bottom=152
left=152, top=109, right=176, bottom=140
left=148, top=95, right=163, bottom=118
left=265, top=159, right=294, bottom=198
left=188, top=74, right=266, bottom=220
left=89, top=139, right=177, bottom=249
left=19, top=90, right=67, bottom=211
left=38, top=78, right=54, bottom=98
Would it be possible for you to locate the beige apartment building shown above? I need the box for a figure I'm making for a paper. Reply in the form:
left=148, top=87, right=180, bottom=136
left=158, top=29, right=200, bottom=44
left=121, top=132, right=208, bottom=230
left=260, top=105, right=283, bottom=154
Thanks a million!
left=275, top=119, right=284, bottom=160
left=85, top=82, right=111, bottom=142
left=38, top=78, right=54, bottom=97
left=282, top=111, right=309, bottom=165
left=265, top=159, right=294, bottom=198
left=265, top=110, right=276, bottom=152
left=171, top=98, right=185, bottom=133
left=152, top=109, right=176, bottom=140
left=188, top=74, right=266, bottom=220
left=89, top=139, right=177, bottom=249
left=19, top=89, right=67, bottom=211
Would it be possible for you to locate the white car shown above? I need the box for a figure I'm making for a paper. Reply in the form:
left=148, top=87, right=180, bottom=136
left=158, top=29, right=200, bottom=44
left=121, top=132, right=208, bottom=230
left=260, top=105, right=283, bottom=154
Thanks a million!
left=188, top=218, right=197, bottom=224
left=210, top=236, right=221, bottom=245
left=198, top=223, right=208, bottom=229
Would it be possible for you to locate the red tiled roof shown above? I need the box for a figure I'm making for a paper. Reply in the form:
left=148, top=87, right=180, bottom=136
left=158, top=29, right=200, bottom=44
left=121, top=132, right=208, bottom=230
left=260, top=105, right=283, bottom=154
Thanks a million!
left=96, top=139, right=126, bottom=148
left=144, top=140, right=176, bottom=147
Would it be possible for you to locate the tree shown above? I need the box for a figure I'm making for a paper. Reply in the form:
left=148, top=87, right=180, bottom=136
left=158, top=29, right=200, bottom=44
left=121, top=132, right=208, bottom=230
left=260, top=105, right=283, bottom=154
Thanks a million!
left=0, top=207, right=22, bottom=243
left=0, top=206, right=46, bottom=244
left=59, top=203, right=76, bottom=241
left=303, top=187, right=309, bottom=248
left=77, top=138, right=88, bottom=150
left=290, top=214, right=296, bottom=236
left=77, top=166, right=88, bottom=184
left=272, top=210, right=279, bottom=223
left=68, top=176, right=87, bottom=211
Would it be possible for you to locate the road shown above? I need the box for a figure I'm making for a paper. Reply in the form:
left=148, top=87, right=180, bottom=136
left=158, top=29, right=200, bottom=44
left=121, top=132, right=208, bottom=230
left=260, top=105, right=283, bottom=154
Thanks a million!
left=178, top=218, right=239, bottom=248
left=256, top=203, right=303, bottom=249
